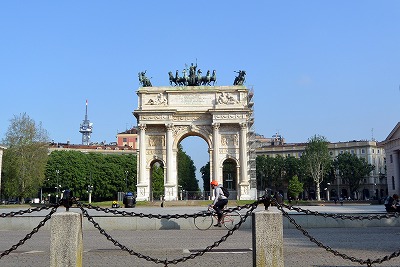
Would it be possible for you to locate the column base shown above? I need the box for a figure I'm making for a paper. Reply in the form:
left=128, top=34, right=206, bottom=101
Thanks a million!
left=136, top=185, right=150, bottom=201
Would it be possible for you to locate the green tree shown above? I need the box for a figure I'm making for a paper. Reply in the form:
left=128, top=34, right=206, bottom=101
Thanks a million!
left=151, top=164, right=164, bottom=199
left=288, top=175, right=304, bottom=199
left=177, top=144, right=199, bottom=192
left=256, top=155, right=287, bottom=193
left=2, top=113, right=49, bottom=201
left=45, top=150, right=137, bottom=201
left=334, top=152, right=374, bottom=198
left=302, top=135, right=331, bottom=201
left=200, top=161, right=210, bottom=192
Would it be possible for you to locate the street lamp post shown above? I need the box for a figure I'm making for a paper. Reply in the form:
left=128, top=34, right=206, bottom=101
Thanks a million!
left=55, top=170, right=60, bottom=203
left=326, top=183, right=331, bottom=201
left=125, top=170, right=129, bottom=193
left=88, top=173, right=93, bottom=204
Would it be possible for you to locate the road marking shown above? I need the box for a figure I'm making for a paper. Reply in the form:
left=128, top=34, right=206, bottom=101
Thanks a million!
left=186, top=248, right=252, bottom=254
left=23, top=251, right=44, bottom=254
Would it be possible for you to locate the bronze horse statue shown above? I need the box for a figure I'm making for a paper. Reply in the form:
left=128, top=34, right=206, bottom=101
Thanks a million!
left=210, top=70, right=217, bottom=85
left=176, top=69, right=188, bottom=86
left=200, top=70, right=211, bottom=85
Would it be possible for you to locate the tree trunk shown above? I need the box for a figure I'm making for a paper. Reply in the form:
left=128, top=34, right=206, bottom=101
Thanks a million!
left=316, top=184, right=321, bottom=201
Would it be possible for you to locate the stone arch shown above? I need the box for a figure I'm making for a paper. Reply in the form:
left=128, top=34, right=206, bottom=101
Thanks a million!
left=148, top=158, right=165, bottom=201
left=173, top=127, right=212, bottom=149
left=134, top=85, right=255, bottom=201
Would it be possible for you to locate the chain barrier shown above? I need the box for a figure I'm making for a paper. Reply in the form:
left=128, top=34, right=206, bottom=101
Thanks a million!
left=274, top=200, right=400, bottom=267
left=1, top=196, right=400, bottom=266
left=279, top=202, right=400, bottom=221
left=0, top=204, right=59, bottom=258
left=75, top=199, right=259, bottom=266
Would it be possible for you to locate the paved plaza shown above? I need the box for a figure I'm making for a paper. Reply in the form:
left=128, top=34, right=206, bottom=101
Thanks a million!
left=1, top=204, right=399, bottom=266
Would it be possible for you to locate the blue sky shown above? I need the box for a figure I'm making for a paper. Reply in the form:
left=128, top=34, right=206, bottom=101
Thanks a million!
left=1, top=1, right=400, bottom=186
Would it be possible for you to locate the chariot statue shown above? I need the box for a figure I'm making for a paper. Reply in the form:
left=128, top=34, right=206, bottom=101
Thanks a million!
left=168, top=63, right=217, bottom=86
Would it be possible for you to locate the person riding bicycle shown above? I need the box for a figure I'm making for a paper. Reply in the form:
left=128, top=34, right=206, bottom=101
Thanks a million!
left=210, top=180, right=228, bottom=227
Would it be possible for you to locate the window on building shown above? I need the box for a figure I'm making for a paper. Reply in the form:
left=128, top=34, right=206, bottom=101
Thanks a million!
left=372, top=149, right=375, bottom=154
left=329, top=151, right=333, bottom=156
left=123, top=138, right=127, bottom=142
left=351, top=149, right=355, bottom=154
left=392, top=176, right=395, bottom=190
left=378, top=149, right=380, bottom=154
left=340, top=150, right=343, bottom=154
left=361, top=149, right=365, bottom=154
left=390, top=154, right=393, bottom=163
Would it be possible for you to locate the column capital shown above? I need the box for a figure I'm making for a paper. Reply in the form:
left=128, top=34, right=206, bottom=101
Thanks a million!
left=165, top=123, right=174, bottom=131
left=139, top=124, right=147, bottom=131
left=239, top=122, right=247, bottom=129
left=212, top=122, right=220, bottom=130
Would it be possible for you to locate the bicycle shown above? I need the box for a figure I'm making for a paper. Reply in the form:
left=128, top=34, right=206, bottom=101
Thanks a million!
left=194, top=206, right=242, bottom=230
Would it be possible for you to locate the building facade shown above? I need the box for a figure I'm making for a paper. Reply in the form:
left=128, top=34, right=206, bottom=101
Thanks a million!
left=116, top=127, right=138, bottom=149
left=256, top=136, right=387, bottom=200
left=383, top=122, right=400, bottom=197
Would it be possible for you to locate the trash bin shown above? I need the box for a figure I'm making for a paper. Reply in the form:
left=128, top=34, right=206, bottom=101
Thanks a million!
left=123, top=192, right=136, bottom=208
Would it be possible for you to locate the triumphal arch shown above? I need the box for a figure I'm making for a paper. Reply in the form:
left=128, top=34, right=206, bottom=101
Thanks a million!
left=133, top=67, right=256, bottom=201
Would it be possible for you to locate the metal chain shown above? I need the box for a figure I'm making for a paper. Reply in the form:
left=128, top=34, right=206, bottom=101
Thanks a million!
left=0, top=204, right=59, bottom=218
left=274, top=201, right=400, bottom=266
left=3, top=197, right=399, bottom=266
left=0, top=205, right=59, bottom=258
left=76, top=200, right=257, bottom=220
left=76, top=200, right=259, bottom=266
left=279, top=202, right=400, bottom=221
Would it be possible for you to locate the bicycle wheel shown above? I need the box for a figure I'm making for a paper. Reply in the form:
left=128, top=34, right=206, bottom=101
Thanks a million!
left=222, top=210, right=242, bottom=230
left=194, top=213, right=214, bottom=230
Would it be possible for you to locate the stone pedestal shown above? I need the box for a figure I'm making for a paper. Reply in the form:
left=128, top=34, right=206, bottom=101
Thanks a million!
left=252, top=210, right=284, bottom=267
left=50, top=212, right=83, bottom=267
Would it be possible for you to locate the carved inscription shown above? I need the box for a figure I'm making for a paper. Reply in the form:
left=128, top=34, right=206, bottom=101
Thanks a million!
left=170, top=94, right=214, bottom=105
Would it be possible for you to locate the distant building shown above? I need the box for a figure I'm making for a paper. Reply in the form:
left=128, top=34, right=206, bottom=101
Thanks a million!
left=383, top=122, right=400, bottom=197
left=116, top=127, right=138, bottom=149
left=256, top=135, right=387, bottom=200
left=48, top=142, right=136, bottom=155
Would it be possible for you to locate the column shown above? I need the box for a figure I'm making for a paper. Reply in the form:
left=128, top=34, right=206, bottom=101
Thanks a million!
left=212, top=123, right=220, bottom=183
left=165, top=124, right=174, bottom=185
left=239, top=123, right=248, bottom=185
left=138, top=124, right=147, bottom=185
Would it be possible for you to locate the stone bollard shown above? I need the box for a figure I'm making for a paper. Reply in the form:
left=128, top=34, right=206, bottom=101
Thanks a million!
left=50, top=212, right=83, bottom=267
left=252, top=210, right=284, bottom=267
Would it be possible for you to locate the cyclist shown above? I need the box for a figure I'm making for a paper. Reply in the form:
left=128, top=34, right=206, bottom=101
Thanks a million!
left=210, top=180, right=228, bottom=227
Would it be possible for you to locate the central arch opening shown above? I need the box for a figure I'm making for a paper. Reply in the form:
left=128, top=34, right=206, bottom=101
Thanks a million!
left=179, top=135, right=209, bottom=199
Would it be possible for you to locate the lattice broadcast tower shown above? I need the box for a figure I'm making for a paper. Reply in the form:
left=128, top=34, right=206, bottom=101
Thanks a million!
left=79, top=100, right=93, bottom=145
